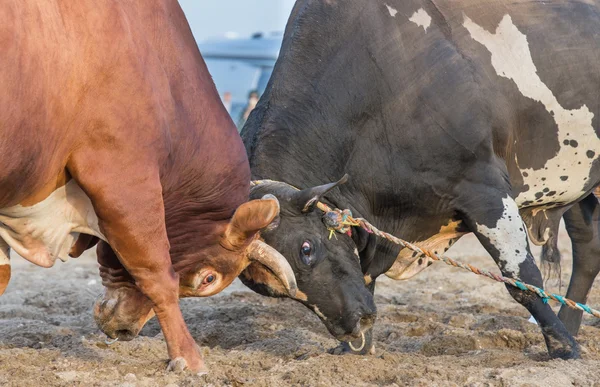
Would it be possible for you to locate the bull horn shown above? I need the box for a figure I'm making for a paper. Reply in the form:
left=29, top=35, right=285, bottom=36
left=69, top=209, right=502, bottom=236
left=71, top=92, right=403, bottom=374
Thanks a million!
left=246, top=240, right=299, bottom=299
left=293, top=174, right=349, bottom=213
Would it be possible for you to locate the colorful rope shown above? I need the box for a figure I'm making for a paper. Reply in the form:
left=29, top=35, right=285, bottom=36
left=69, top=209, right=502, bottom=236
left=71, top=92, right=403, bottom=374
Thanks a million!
left=315, top=201, right=600, bottom=319
left=250, top=179, right=600, bottom=318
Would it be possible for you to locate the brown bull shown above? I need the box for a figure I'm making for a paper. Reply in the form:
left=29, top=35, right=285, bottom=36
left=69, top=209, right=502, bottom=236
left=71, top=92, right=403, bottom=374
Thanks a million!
left=0, top=0, right=296, bottom=372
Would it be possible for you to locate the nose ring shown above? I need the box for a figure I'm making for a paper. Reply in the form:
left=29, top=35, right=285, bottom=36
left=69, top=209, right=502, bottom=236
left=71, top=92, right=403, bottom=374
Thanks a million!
left=348, top=331, right=365, bottom=352
left=105, top=337, right=119, bottom=345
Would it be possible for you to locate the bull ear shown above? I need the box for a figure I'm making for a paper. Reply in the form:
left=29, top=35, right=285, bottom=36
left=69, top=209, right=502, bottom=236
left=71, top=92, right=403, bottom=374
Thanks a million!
left=221, top=196, right=280, bottom=251
left=293, top=174, right=349, bottom=213
left=352, top=226, right=378, bottom=273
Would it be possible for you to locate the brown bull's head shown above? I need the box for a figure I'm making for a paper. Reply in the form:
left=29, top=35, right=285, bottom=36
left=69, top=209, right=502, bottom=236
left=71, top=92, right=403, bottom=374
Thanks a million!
left=94, top=197, right=299, bottom=341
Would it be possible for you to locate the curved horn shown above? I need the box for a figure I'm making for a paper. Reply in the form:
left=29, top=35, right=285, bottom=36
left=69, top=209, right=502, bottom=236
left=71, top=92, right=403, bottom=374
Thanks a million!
left=246, top=240, right=299, bottom=299
left=294, top=174, right=349, bottom=213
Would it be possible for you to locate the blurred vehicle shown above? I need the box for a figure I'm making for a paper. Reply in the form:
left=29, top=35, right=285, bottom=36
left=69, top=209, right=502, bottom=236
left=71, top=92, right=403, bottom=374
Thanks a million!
left=198, top=32, right=283, bottom=130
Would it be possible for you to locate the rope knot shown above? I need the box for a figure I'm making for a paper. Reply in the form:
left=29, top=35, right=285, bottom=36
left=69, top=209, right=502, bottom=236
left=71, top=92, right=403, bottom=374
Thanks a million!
left=321, top=208, right=359, bottom=239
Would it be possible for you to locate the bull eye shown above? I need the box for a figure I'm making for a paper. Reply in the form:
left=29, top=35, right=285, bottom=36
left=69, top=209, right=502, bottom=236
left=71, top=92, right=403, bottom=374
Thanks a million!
left=301, top=241, right=312, bottom=256
left=300, top=241, right=313, bottom=265
left=202, top=274, right=216, bottom=286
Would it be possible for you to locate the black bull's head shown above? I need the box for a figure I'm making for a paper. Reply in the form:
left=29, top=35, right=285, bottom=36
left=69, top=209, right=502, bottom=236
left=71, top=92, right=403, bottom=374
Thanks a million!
left=240, top=175, right=377, bottom=342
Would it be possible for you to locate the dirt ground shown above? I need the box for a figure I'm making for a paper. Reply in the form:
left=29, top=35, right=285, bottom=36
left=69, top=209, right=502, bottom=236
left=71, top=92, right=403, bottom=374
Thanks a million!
left=0, top=223, right=599, bottom=387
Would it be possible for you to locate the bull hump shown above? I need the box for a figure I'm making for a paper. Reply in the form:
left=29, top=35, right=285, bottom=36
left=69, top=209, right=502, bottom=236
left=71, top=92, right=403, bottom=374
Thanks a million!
left=0, top=180, right=105, bottom=267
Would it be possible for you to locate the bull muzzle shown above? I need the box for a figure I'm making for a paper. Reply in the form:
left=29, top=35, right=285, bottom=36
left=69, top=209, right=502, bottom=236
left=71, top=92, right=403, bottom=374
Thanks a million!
left=93, top=287, right=155, bottom=341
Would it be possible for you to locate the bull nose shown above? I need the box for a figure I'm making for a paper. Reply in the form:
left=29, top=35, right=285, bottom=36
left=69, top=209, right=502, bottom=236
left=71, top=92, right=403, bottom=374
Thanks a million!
left=343, top=311, right=377, bottom=338
left=111, top=329, right=137, bottom=342
left=93, top=295, right=142, bottom=342
left=359, top=313, right=376, bottom=332
left=100, top=325, right=139, bottom=342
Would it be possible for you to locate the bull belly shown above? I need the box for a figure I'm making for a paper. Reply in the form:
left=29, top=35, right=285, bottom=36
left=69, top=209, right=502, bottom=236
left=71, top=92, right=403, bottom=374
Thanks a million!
left=0, top=180, right=105, bottom=267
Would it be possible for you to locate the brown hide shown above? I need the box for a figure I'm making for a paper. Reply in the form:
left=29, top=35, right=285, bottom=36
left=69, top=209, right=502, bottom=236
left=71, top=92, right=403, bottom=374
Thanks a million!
left=0, top=0, right=255, bottom=372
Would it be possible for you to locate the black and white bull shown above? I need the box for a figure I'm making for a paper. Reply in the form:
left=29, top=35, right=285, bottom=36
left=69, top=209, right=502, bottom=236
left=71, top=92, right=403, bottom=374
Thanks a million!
left=241, top=0, right=600, bottom=359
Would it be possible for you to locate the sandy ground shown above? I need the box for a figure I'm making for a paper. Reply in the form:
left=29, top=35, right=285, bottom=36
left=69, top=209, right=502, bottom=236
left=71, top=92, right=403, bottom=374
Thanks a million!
left=0, top=223, right=599, bottom=387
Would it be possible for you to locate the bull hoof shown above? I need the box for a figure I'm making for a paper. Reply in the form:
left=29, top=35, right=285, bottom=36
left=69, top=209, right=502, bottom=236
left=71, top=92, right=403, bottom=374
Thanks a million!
left=549, top=346, right=580, bottom=360
left=166, top=357, right=188, bottom=373
left=166, top=357, right=208, bottom=375
left=544, top=329, right=581, bottom=360
left=166, top=344, right=208, bottom=375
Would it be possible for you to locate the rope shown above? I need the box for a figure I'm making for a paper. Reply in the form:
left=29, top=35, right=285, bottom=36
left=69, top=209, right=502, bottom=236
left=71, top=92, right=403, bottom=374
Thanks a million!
left=314, top=201, right=600, bottom=319
left=250, top=178, right=600, bottom=318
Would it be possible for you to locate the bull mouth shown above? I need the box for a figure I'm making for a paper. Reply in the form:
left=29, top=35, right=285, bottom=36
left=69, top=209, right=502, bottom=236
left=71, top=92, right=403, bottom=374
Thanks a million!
left=106, top=328, right=138, bottom=342
left=326, top=315, right=376, bottom=343
left=325, top=321, right=366, bottom=342
left=335, top=332, right=363, bottom=342
left=304, top=301, right=377, bottom=343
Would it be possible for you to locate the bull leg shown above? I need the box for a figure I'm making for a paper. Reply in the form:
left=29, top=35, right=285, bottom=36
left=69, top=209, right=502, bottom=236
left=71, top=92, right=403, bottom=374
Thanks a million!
left=68, top=158, right=203, bottom=373
left=0, top=238, right=10, bottom=295
left=558, top=193, right=600, bottom=335
left=329, top=279, right=376, bottom=355
left=460, top=191, right=579, bottom=359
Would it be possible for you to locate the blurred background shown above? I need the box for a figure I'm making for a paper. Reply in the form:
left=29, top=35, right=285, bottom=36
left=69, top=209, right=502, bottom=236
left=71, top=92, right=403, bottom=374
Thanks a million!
left=179, top=0, right=295, bottom=129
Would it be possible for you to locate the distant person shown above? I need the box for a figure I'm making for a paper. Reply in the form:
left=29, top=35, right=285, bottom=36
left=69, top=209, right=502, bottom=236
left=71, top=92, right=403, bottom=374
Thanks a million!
left=222, top=91, right=232, bottom=114
left=238, top=90, right=259, bottom=128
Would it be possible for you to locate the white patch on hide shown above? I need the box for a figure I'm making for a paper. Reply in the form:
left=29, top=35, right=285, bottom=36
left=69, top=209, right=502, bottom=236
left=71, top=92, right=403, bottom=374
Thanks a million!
left=385, top=4, right=398, bottom=17
left=0, top=180, right=105, bottom=267
left=409, top=8, right=432, bottom=32
left=475, top=196, right=529, bottom=277
left=463, top=14, right=599, bottom=207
